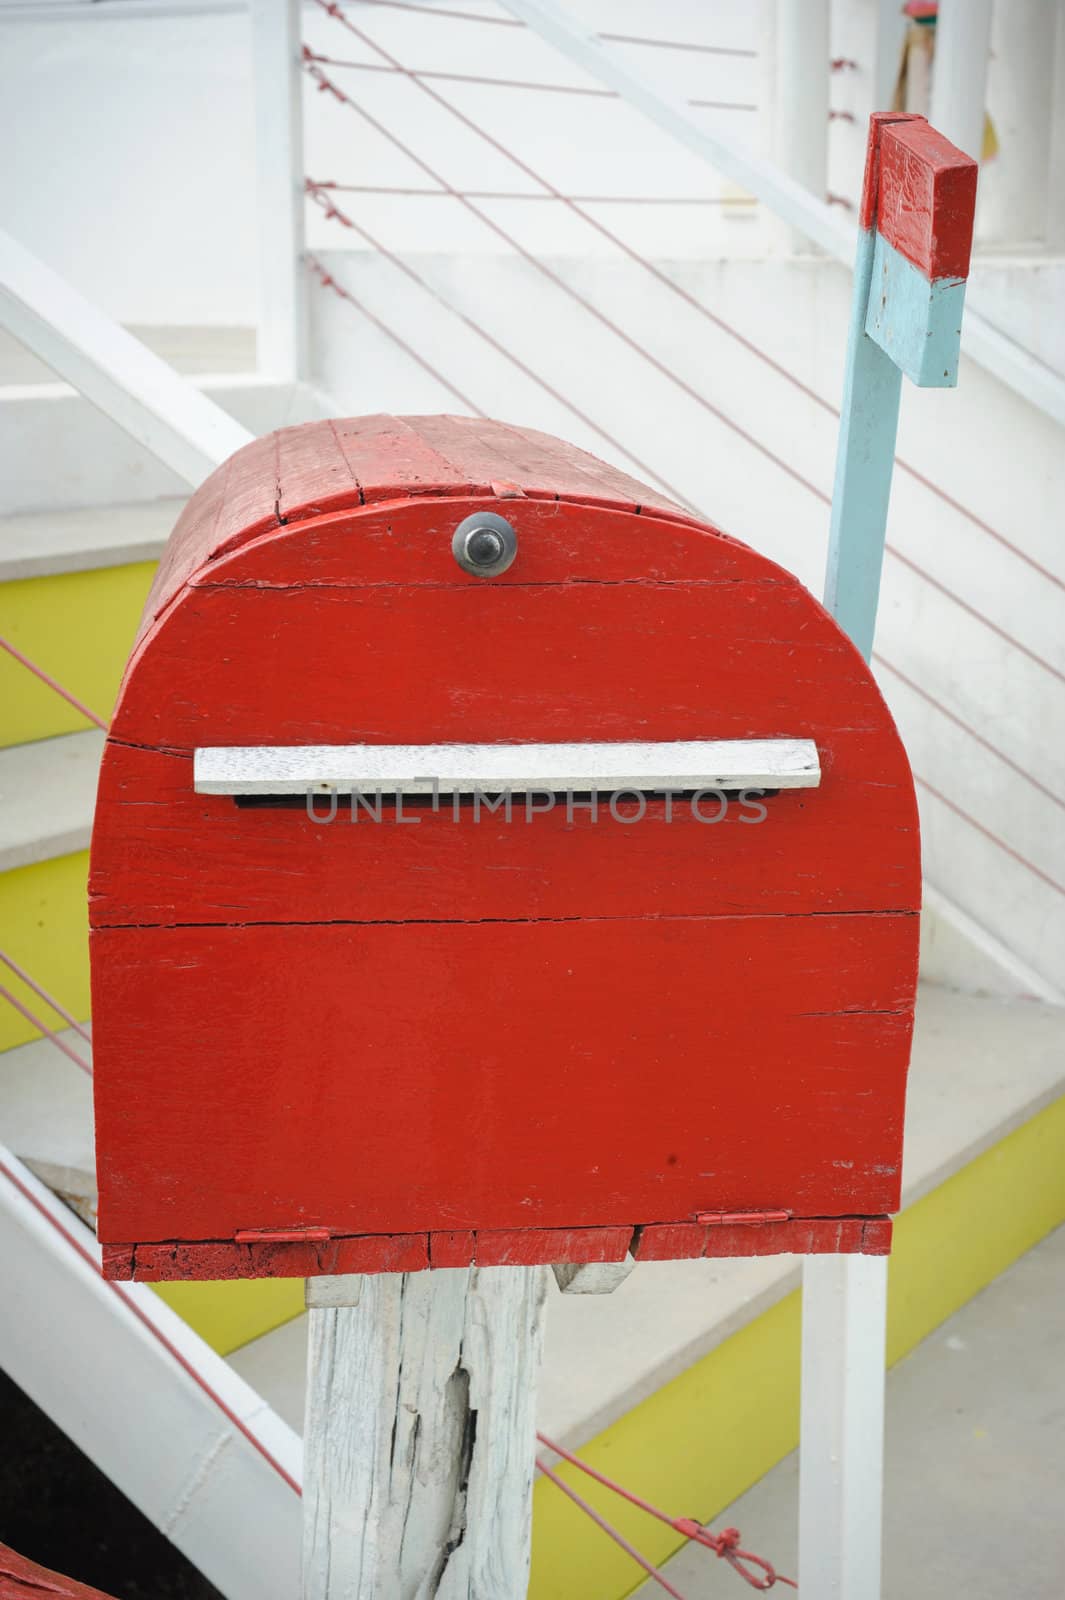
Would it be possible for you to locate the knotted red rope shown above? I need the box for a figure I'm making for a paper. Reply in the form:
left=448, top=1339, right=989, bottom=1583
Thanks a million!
left=537, top=1431, right=796, bottom=1591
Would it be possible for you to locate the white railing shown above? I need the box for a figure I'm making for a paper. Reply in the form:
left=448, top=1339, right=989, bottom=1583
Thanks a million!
left=0, top=228, right=253, bottom=485
left=501, top=0, right=1065, bottom=430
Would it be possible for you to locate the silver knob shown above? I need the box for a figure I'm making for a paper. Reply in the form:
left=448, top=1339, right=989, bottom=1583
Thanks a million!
left=452, top=512, right=518, bottom=578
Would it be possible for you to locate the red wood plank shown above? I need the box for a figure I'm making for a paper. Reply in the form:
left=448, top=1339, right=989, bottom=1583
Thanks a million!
left=180, top=495, right=750, bottom=590
left=111, top=1232, right=429, bottom=1282
left=0, top=1544, right=120, bottom=1600
left=473, top=1227, right=632, bottom=1267
left=858, top=113, right=976, bottom=279
left=634, top=1215, right=892, bottom=1261
left=101, top=1217, right=890, bottom=1281
left=89, top=737, right=917, bottom=929
left=429, top=1230, right=476, bottom=1268
left=858, top=111, right=922, bottom=231
left=135, top=417, right=701, bottom=640
left=103, top=503, right=905, bottom=758
left=878, top=118, right=977, bottom=281
left=92, top=914, right=915, bottom=1249
left=142, top=433, right=280, bottom=627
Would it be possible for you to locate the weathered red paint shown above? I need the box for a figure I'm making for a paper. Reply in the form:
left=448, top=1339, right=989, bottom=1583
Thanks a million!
left=0, top=1544, right=119, bottom=1600
left=878, top=118, right=977, bottom=280
left=858, top=111, right=921, bottom=232
left=90, top=416, right=920, bottom=1280
left=857, top=113, right=976, bottom=282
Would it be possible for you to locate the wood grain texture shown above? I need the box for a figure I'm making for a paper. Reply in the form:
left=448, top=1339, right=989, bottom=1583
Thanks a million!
left=138, top=415, right=701, bottom=633
left=877, top=119, right=977, bottom=282
left=100, top=1217, right=891, bottom=1281
left=302, top=1265, right=548, bottom=1600
left=90, top=415, right=921, bottom=1273
left=93, top=914, right=915, bottom=1248
left=857, top=112, right=976, bottom=281
left=0, top=1544, right=119, bottom=1600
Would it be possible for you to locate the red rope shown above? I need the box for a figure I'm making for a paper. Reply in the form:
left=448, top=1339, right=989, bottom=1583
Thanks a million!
left=0, top=949, right=92, bottom=1044
left=313, top=180, right=755, bottom=204
left=306, top=253, right=487, bottom=416
left=0, top=983, right=92, bottom=1077
left=321, top=0, right=757, bottom=54
left=536, top=1457, right=688, bottom=1599
left=914, top=774, right=1065, bottom=895
left=873, top=654, right=1065, bottom=814
left=0, top=636, right=107, bottom=729
left=537, top=1433, right=796, bottom=1590
left=0, top=1154, right=302, bottom=1496
left=311, top=1, right=1064, bottom=600
left=303, top=48, right=756, bottom=110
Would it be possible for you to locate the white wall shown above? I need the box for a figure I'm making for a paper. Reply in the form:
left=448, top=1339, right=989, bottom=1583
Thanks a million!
left=0, top=9, right=257, bottom=323
left=0, top=0, right=763, bottom=327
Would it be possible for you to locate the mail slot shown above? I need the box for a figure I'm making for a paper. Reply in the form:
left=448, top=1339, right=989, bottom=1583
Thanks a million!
left=90, top=414, right=920, bottom=1281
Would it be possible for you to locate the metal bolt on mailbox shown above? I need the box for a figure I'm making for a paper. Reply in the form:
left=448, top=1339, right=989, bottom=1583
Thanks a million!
left=90, top=114, right=977, bottom=1600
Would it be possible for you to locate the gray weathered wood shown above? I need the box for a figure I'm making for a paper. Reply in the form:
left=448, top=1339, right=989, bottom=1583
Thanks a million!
left=552, top=1256, right=636, bottom=1295
left=194, top=738, right=821, bottom=796
left=302, top=1267, right=549, bottom=1600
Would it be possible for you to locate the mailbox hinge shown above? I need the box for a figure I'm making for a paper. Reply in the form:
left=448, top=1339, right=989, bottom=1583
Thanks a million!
left=694, top=1209, right=792, bottom=1227
left=234, top=1227, right=333, bottom=1244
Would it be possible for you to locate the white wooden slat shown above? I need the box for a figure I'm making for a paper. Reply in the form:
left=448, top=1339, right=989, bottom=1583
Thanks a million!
left=0, top=229, right=253, bottom=486
left=0, top=1146, right=302, bottom=1600
left=194, top=738, right=821, bottom=795
left=799, top=1254, right=888, bottom=1599
left=251, top=0, right=307, bottom=381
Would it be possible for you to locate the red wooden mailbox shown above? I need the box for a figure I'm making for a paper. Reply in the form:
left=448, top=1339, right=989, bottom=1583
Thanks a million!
left=90, top=415, right=920, bottom=1282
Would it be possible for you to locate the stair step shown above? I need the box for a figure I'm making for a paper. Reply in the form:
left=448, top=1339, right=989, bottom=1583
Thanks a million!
left=0, top=730, right=105, bottom=871
left=0, top=498, right=185, bottom=582
left=0, top=1025, right=94, bottom=1203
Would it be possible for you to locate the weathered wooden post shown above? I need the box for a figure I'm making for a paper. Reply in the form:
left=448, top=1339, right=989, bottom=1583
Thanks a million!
left=89, top=272, right=977, bottom=1590
left=802, top=113, right=977, bottom=1599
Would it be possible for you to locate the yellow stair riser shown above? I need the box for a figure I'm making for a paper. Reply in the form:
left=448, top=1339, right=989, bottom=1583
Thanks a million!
left=528, top=1094, right=1065, bottom=1599
left=0, top=562, right=156, bottom=747
left=1, top=852, right=307, bottom=1350
left=0, top=852, right=91, bottom=1053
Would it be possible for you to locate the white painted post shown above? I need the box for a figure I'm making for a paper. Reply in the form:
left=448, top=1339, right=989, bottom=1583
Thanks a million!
left=812, top=111, right=975, bottom=1599
left=929, top=0, right=993, bottom=162
left=1047, top=4, right=1065, bottom=249
left=874, top=0, right=909, bottom=115
left=250, top=0, right=307, bottom=381
left=979, top=0, right=1056, bottom=245
left=302, top=1266, right=549, bottom=1599
left=761, top=0, right=831, bottom=192
left=798, top=1255, right=888, bottom=1598
left=759, top=0, right=830, bottom=252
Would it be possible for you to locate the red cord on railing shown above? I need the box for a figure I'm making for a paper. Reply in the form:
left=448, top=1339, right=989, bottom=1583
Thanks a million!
left=0, top=1154, right=301, bottom=1497
left=0, top=949, right=92, bottom=1043
left=0, top=635, right=107, bottom=729
left=306, top=253, right=487, bottom=417
left=537, top=1431, right=796, bottom=1591
left=0, top=981, right=92, bottom=1077
left=302, top=45, right=756, bottom=112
